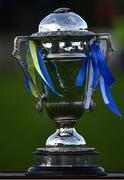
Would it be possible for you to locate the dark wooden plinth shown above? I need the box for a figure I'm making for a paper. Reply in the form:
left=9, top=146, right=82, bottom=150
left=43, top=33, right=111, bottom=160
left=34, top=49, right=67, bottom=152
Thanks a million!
left=0, top=172, right=124, bottom=179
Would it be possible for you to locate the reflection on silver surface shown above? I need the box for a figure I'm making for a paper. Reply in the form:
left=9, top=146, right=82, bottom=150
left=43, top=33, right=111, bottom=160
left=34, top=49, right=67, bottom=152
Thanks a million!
left=46, top=128, right=86, bottom=146
left=38, top=12, right=88, bottom=32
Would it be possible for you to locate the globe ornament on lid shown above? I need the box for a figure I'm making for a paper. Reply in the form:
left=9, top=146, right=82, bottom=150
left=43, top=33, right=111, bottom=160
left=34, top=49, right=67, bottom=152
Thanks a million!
left=12, top=8, right=121, bottom=176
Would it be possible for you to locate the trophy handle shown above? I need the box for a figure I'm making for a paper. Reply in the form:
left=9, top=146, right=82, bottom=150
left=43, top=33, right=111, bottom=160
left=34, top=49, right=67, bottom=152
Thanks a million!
left=93, top=33, right=115, bottom=90
left=12, top=36, right=46, bottom=112
left=95, top=33, right=115, bottom=59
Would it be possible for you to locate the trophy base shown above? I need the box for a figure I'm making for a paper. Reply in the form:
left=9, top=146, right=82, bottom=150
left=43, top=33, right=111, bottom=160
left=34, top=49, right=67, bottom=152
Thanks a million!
left=27, top=166, right=105, bottom=176
left=26, top=146, right=105, bottom=176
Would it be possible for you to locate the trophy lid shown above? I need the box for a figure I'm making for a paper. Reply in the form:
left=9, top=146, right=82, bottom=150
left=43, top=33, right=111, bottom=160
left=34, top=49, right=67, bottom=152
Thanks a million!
left=39, top=8, right=88, bottom=32
left=31, top=8, right=94, bottom=38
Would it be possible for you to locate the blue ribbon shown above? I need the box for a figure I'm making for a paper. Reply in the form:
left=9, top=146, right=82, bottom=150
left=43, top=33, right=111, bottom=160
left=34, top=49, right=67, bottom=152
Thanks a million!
left=98, top=80, right=122, bottom=117
left=36, top=47, right=63, bottom=97
left=36, top=47, right=54, bottom=89
left=26, top=41, right=62, bottom=97
left=76, top=41, right=122, bottom=117
left=75, top=60, right=88, bottom=87
left=46, top=58, right=64, bottom=88
left=24, top=61, right=32, bottom=95
left=91, top=43, right=116, bottom=88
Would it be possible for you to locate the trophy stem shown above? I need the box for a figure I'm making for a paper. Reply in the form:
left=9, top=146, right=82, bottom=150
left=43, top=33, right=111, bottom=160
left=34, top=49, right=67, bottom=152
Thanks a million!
left=46, top=127, right=86, bottom=147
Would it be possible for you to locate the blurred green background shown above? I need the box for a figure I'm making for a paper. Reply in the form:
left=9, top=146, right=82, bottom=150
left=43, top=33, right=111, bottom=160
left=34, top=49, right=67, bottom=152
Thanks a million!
left=0, top=0, right=124, bottom=172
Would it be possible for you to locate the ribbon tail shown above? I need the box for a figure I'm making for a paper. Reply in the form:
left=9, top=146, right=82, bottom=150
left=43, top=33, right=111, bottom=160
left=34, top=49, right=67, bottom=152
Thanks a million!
left=84, top=59, right=93, bottom=109
left=36, top=47, right=54, bottom=88
left=98, top=77, right=122, bottom=117
left=28, top=40, right=62, bottom=97
left=25, top=52, right=38, bottom=98
left=36, top=47, right=62, bottom=97
left=91, top=43, right=116, bottom=88
left=75, top=60, right=87, bottom=87
left=90, top=49, right=99, bottom=89
left=24, top=71, right=32, bottom=95
left=47, top=59, right=64, bottom=88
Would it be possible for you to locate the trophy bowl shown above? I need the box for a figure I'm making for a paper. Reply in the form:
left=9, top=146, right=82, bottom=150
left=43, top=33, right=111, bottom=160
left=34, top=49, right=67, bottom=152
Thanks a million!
left=12, top=8, right=119, bottom=176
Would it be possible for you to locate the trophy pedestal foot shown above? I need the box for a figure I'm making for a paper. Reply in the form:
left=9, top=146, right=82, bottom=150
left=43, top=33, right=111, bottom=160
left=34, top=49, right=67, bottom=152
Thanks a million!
left=27, top=166, right=105, bottom=176
left=26, top=146, right=105, bottom=176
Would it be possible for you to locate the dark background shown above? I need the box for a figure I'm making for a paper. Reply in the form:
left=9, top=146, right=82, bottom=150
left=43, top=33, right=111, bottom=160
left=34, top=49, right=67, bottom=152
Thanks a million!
left=0, top=0, right=124, bottom=172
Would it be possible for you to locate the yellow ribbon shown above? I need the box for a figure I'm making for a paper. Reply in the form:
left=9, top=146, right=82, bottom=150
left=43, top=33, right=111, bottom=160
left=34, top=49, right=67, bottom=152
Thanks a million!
left=26, top=51, right=38, bottom=98
left=29, top=40, right=51, bottom=88
left=26, top=40, right=62, bottom=97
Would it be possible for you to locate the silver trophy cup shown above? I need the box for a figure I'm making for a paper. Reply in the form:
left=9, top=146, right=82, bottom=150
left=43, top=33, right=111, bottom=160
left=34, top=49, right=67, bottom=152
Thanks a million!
left=12, top=8, right=114, bottom=176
